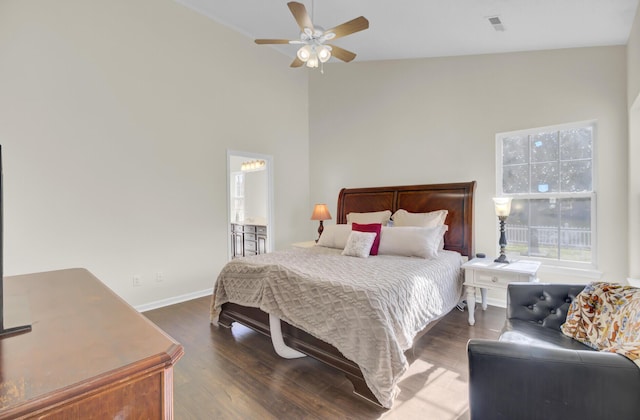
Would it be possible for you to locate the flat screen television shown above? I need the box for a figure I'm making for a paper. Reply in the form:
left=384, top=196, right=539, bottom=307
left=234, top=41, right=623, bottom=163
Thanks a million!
left=0, top=145, right=31, bottom=337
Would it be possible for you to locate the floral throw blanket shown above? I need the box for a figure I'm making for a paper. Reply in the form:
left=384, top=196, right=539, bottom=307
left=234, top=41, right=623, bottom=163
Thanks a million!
left=561, top=282, right=640, bottom=367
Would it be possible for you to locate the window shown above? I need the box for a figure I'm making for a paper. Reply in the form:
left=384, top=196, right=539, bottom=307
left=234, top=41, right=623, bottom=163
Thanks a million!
left=231, top=172, right=245, bottom=223
left=496, top=121, right=595, bottom=267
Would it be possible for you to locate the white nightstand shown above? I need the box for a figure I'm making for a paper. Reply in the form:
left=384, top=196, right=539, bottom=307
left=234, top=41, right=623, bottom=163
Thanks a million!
left=462, top=258, right=541, bottom=325
left=292, top=241, right=317, bottom=249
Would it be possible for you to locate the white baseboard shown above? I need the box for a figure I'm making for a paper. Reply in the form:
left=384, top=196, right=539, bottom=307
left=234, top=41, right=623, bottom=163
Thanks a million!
left=136, top=288, right=213, bottom=313
left=485, top=297, right=507, bottom=309
left=628, top=278, right=640, bottom=287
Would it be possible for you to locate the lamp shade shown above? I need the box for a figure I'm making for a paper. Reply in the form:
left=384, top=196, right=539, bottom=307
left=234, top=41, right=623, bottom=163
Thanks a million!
left=297, top=45, right=312, bottom=62
left=311, top=204, right=332, bottom=221
left=317, top=45, right=331, bottom=63
left=493, top=197, right=512, bottom=217
left=306, top=54, right=319, bottom=68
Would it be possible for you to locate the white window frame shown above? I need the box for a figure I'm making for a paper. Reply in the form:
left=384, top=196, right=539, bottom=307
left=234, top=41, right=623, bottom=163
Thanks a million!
left=495, top=120, right=598, bottom=272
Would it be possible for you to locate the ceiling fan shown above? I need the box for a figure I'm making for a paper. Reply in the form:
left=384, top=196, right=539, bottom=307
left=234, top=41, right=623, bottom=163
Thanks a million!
left=255, top=1, right=369, bottom=69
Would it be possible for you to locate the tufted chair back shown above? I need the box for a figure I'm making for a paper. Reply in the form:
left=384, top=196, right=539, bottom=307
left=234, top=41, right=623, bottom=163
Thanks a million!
left=506, top=283, right=587, bottom=331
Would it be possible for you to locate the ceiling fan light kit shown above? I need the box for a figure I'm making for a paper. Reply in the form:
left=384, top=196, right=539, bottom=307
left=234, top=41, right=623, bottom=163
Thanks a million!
left=255, top=1, right=369, bottom=71
left=296, top=44, right=331, bottom=68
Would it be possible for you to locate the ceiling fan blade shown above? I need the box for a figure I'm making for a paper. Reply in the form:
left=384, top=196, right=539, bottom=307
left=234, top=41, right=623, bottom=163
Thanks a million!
left=288, top=2, right=314, bottom=32
left=290, top=57, right=305, bottom=68
left=326, top=16, right=369, bottom=40
left=328, top=45, right=357, bottom=62
left=255, top=39, right=291, bottom=45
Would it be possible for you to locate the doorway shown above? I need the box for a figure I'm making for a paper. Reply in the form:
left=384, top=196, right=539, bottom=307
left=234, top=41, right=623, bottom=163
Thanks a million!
left=227, top=150, right=274, bottom=260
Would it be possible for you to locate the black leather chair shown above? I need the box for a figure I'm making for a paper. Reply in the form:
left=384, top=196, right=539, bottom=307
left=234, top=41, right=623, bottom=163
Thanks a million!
left=467, top=283, right=640, bottom=420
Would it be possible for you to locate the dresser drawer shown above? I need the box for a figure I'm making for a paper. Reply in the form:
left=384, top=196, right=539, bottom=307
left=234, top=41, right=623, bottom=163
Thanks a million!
left=243, top=225, right=256, bottom=233
left=244, top=240, right=257, bottom=252
left=474, top=271, right=518, bottom=288
left=244, top=233, right=256, bottom=241
left=256, top=226, right=267, bottom=235
left=471, top=270, right=534, bottom=288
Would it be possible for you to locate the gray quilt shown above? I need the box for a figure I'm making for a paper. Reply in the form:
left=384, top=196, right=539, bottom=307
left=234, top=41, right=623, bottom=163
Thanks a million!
left=210, top=246, right=463, bottom=408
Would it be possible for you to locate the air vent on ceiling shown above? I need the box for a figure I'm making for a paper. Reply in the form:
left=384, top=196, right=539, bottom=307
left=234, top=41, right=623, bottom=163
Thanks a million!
left=487, top=16, right=505, bottom=32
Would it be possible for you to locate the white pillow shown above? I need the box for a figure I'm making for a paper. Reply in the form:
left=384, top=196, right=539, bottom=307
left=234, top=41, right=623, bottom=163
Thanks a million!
left=378, top=225, right=448, bottom=259
left=392, top=209, right=448, bottom=227
left=341, top=231, right=377, bottom=258
left=346, top=210, right=392, bottom=226
left=316, top=224, right=352, bottom=249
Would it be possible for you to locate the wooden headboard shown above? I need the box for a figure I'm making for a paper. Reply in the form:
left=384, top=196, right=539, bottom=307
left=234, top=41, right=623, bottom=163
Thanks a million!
left=336, top=181, right=476, bottom=257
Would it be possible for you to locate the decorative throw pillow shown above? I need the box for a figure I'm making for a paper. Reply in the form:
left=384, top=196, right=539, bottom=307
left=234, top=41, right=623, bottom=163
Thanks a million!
left=561, top=282, right=640, bottom=367
left=392, top=209, right=448, bottom=228
left=352, top=222, right=382, bottom=255
left=316, top=224, right=351, bottom=249
left=346, top=210, right=392, bottom=226
left=341, top=231, right=377, bottom=258
left=377, top=225, right=448, bottom=259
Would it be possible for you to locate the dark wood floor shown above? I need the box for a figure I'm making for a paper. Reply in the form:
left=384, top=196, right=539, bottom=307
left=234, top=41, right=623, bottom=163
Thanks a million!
left=144, top=297, right=504, bottom=420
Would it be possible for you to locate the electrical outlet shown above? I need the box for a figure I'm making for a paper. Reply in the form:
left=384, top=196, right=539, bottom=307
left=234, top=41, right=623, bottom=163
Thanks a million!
left=156, top=272, right=164, bottom=283
left=133, top=275, right=142, bottom=287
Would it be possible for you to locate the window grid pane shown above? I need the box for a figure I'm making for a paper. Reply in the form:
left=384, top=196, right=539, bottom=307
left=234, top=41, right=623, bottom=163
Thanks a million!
left=506, top=198, right=591, bottom=262
left=530, top=131, right=559, bottom=163
left=560, top=127, right=593, bottom=160
left=530, top=162, right=559, bottom=193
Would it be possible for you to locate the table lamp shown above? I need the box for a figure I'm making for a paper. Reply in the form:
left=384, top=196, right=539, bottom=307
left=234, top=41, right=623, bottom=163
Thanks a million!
left=311, top=204, right=332, bottom=242
left=493, top=197, right=512, bottom=263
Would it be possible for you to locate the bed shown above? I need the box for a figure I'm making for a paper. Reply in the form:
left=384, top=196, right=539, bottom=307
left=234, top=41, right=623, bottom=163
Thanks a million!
left=211, top=181, right=476, bottom=408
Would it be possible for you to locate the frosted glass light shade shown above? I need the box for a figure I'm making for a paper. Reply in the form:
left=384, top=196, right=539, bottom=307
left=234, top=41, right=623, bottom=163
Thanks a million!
left=317, top=45, right=331, bottom=63
left=306, top=55, right=319, bottom=68
left=493, top=197, right=512, bottom=217
left=296, top=45, right=312, bottom=62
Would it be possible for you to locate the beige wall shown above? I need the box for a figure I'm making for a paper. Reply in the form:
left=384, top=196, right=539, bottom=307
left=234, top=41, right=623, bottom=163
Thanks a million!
left=629, top=5, right=640, bottom=109
left=630, top=101, right=640, bottom=280
left=629, top=5, right=640, bottom=280
left=309, top=46, right=628, bottom=288
left=0, top=0, right=309, bottom=307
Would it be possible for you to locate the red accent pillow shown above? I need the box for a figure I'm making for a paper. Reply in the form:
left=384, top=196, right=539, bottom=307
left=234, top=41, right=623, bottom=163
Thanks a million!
left=352, top=222, right=382, bottom=255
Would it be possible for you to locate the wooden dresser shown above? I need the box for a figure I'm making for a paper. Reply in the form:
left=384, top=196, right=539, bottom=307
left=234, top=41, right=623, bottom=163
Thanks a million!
left=0, top=268, right=183, bottom=419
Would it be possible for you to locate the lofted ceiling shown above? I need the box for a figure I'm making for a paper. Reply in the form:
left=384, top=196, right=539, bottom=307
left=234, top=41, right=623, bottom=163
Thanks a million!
left=175, top=0, right=639, bottom=63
